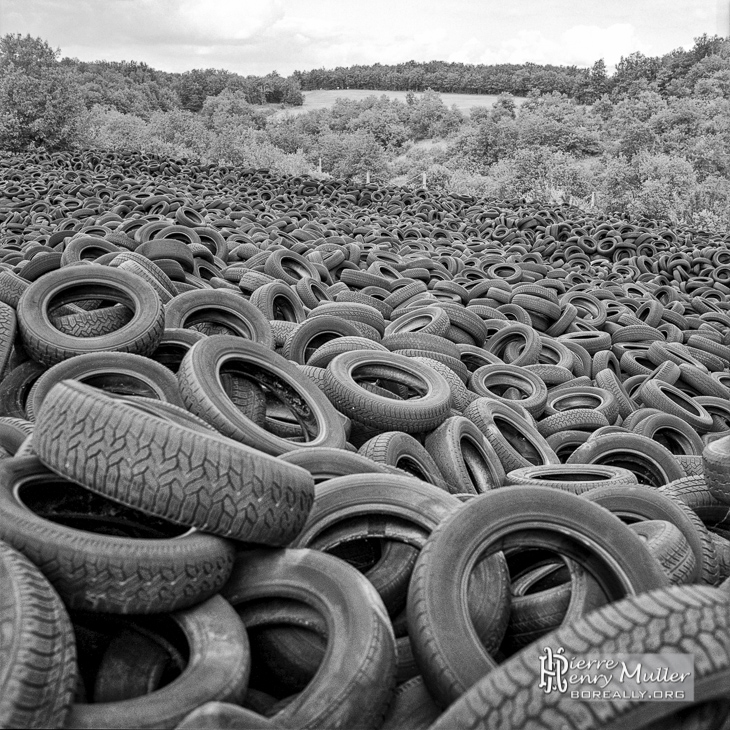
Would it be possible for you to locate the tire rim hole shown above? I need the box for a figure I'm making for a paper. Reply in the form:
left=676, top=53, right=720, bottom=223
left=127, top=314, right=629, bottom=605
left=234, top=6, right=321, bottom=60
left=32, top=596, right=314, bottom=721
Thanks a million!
left=16, top=480, right=190, bottom=539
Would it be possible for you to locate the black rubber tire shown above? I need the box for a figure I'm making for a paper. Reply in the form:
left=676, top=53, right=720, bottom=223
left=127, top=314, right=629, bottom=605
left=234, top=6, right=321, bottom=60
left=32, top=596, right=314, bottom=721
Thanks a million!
left=222, top=548, right=397, bottom=730
left=583, top=483, right=719, bottom=586
left=26, top=351, right=184, bottom=420
left=703, top=434, right=730, bottom=506
left=464, top=398, right=559, bottom=472
left=381, top=331, right=460, bottom=359
left=544, top=385, right=619, bottom=424
left=278, top=446, right=397, bottom=484
left=66, top=595, right=249, bottom=730
left=536, top=408, right=609, bottom=438
left=502, top=558, right=607, bottom=657
left=323, top=350, right=451, bottom=434
left=17, top=266, right=165, bottom=366
left=407, top=486, right=668, bottom=707
left=639, top=378, right=714, bottom=432
left=429, top=584, right=730, bottom=730
left=629, top=519, right=697, bottom=585
left=357, top=432, right=449, bottom=489
left=484, top=322, right=541, bottom=366
left=264, top=249, right=321, bottom=285
left=176, top=702, right=287, bottom=729
left=594, top=367, right=640, bottom=418
left=383, top=307, right=450, bottom=338
left=307, top=336, right=388, bottom=369
left=567, top=432, right=686, bottom=488
left=633, top=411, right=705, bottom=456
left=0, top=456, right=235, bottom=613
left=424, top=415, right=506, bottom=493
left=178, top=335, right=348, bottom=455
left=34, top=380, right=314, bottom=545
left=0, top=539, right=77, bottom=729
left=289, top=472, right=506, bottom=648
left=380, top=676, right=441, bottom=730
left=504, top=463, right=637, bottom=493
left=164, top=289, right=274, bottom=349
left=249, top=281, right=307, bottom=324
left=146, top=328, right=206, bottom=375
left=51, top=305, right=133, bottom=339
left=0, top=360, right=46, bottom=419
left=281, top=316, right=361, bottom=364
left=468, top=363, right=547, bottom=417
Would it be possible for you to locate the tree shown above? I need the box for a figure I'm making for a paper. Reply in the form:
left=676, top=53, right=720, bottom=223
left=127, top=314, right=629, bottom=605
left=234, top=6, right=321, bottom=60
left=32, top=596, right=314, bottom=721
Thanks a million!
left=589, top=59, right=608, bottom=101
left=0, top=34, right=58, bottom=74
left=0, top=34, right=83, bottom=151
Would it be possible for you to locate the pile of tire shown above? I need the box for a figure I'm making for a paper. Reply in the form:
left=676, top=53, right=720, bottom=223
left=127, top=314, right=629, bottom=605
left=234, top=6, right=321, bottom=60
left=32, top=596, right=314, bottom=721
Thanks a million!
left=1, top=148, right=730, bottom=729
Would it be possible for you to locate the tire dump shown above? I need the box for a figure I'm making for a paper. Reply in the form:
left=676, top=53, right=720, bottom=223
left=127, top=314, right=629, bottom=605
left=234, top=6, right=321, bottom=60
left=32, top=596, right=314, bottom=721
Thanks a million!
left=1, top=149, right=730, bottom=729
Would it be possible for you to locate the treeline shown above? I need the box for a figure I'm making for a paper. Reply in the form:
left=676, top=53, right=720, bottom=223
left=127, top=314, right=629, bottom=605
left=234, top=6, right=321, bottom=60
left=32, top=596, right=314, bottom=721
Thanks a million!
left=0, top=34, right=304, bottom=120
left=293, top=34, right=729, bottom=103
left=293, top=60, right=593, bottom=99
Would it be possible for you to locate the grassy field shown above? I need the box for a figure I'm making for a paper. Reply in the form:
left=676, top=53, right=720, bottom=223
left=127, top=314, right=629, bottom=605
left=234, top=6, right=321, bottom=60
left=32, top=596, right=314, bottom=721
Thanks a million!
left=270, top=89, right=526, bottom=118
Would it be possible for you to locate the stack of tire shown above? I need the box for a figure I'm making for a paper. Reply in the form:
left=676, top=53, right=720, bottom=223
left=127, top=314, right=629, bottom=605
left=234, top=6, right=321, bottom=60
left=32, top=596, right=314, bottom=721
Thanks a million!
left=0, top=149, right=729, bottom=729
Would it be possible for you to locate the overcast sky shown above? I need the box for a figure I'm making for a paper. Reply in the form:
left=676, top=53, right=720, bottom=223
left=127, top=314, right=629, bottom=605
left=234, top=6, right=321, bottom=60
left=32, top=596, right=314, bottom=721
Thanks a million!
left=1, top=0, right=727, bottom=77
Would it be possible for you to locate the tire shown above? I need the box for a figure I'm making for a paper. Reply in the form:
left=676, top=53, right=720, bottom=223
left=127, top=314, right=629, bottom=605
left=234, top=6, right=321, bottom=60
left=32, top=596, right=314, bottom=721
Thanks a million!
left=323, top=350, right=451, bottom=434
left=504, top=463, right=637, bottom=494
left=381, top=331, right=460, bottom=360
left=380, top=676, right=441, bottom=730
left=287, top=473, right=516, bottom=641
left=0, top=360, right=46, bottom=419
left=383, top=307, right=450, bottom=338
left=281, top=316, right=360, bottom=364
left=464, top=398, right=559, bottom=472
left=703, top=434, right=730, bottom=506
left=502, top=559, right=607, bottom=657
left=0, top=456, right=235, bottom=613
left=0, top=539, right=77, bottom=729
left=26, top=351, right=184, bottom=420
left=583, top=483, right=719, bottom=586
left=51, top=305, right=133, bottom=339
left=65, top=596, right=249, bottom=730
left=546, top=429, right=591, bottom=462
left=536, top=408, right=609, bottom=438
left=659, top=474, right=719, bottom=511
left=18, top=267, right=165, bottom=366
left=164, top=289, right=274, bottom=348
left=279, top=446, right=397, bottom=483
left=544, top=385, right=619, bottom=424
left=629, top=519, right=696, bottom=585
left=639, top=378, right=714, bottom=432
left=633, top=411, right=704, bottom=456
left=483, top=322, right=541, bottom=366
left=177, top=703, right=286, bottom=729
left=249, top=281, right=307, bottom=323
left=358, top=431, right=448, bottom=488
left=264, top=249, right=321, bottom=285
left=567, top=432, right=685, bottom=488
left=222, top=548, right=397, bottom=730
left=148, top=327, right=206, bottom=373
left=34, top=380, right=314, bottom=545
left=407, top=486, right=668, bottom=707
left=307, top=336, right=388, bottom=369
left=467, top=363, right=547, bottom=417
left=429, top=585, right=730, bottom=730
left=178, top=335, right=348, bottom=455
left=424, top=415, right=506, bottom=493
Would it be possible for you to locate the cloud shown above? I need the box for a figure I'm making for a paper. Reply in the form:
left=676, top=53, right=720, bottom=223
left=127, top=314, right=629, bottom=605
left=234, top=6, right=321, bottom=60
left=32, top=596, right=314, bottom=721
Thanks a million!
left=0, top=0, right=718, bottom=77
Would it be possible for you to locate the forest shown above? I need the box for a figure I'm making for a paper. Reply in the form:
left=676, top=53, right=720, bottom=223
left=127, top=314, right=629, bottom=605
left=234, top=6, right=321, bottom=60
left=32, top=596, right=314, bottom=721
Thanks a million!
left=3, top=32, right=730, bottom=230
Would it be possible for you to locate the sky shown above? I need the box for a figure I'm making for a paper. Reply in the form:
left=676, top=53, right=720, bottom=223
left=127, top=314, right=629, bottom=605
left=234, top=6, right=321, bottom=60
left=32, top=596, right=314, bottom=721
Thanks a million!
left=1, top=0, right=728, bottom=77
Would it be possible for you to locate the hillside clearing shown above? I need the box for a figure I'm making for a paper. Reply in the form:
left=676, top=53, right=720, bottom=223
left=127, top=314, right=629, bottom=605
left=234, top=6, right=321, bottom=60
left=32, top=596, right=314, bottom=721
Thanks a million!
left=270, top=89, right=526, bottom=118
